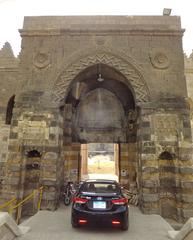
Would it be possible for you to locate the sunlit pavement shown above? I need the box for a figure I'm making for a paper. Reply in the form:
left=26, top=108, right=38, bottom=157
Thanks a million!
left=17, top=205, right=172, bottom=240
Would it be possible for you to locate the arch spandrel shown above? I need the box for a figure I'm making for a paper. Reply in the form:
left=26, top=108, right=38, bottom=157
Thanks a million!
left=53, top=51, right=150, bottom=104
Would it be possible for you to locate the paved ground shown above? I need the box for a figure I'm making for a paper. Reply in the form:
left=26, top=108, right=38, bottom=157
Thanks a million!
left=17, top=205, right=173, bottom=240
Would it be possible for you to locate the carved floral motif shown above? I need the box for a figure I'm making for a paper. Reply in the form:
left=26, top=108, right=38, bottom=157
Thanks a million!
left=149, top=50, right=170, bottom=69
left=33, top=52, right=50, bottom=69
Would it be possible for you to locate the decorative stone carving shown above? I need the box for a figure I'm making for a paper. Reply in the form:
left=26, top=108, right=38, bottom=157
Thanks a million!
left=19, top=120, right=49, bottom=140
left=95, top=36, right=106, bottom=45
left=128, top=110, right=137, bottom=121
left=153, top=114, right=179, bottom=141
left=53, top=53, right=149, bottom=103
left=149, top=50, right=170, bottom=69
left=33, top=52, right=50, bottom=69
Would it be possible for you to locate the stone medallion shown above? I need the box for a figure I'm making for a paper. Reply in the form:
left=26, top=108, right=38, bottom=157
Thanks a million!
left=149, top=50, right=170, bottom=69
left=33, top=52, right=50, bottom=69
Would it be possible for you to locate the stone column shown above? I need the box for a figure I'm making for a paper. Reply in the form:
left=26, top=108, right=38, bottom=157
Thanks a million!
left=139, top=99, right=193, bottom=222
left=64, top=143, right=80, bottom=182
left=81, top=144, right=88, bottom=179
left=119, top=143, right=138, bottom=190
left=177, top=111, right=193, bottom=222
left=114, top=144, right=119, bottom=176
left=138, top=105, right=160, bottom=215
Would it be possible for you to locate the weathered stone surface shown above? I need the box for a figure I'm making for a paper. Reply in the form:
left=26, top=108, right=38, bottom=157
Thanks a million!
left=180, top=167, right=193, bottom=174
left=182, top=210, right=193, bottom=219
left=0, top=15, right=192, bottom=224
left=181, top=181, right=193, bottom=188
left=143, top=193, right=159, bottom=202
left=142, top=180, right=159, bottom=188
left=43, top=192, right=56, bottom=201
left=181, top=194, right=193, bottom=203
left=142, top=166, right=159, bottom=173
left=43, top=152, right=58, bottom=160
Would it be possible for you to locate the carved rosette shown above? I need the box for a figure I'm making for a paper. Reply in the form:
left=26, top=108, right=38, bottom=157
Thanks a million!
left=33, top=52, right=50, bottom=69
left=149, top=50, right=170, bottom=69
left=95, top=36, right=106, bottom=45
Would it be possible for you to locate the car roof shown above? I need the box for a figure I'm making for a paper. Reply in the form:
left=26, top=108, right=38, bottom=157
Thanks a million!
left=83, top=179, right=118, bottom=184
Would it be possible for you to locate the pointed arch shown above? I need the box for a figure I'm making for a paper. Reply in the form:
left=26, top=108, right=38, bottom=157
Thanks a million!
left=53, top=51, right=150, bottom=105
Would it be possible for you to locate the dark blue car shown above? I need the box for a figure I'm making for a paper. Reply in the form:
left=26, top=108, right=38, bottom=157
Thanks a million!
left=71, top=179, right=129, bottom=230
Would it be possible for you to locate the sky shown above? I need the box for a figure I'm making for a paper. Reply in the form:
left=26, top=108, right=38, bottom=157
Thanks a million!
left=0, top=0, right=193, bottom=56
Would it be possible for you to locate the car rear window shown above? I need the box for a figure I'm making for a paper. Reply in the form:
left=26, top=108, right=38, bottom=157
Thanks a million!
left=81, top=182, right=119, bottom=193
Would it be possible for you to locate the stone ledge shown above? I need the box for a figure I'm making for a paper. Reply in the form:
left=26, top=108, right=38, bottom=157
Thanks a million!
left=0, top=212, right=30, bottom=239
left=168, top=217, right=193, bottom=239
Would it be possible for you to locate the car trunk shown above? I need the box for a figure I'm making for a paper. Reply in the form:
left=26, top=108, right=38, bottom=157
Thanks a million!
left=80, top=192, right=119, bottom=211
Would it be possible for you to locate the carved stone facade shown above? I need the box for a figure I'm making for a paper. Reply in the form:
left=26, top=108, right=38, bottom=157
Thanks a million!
left=0, top=16, right=193, bottom=222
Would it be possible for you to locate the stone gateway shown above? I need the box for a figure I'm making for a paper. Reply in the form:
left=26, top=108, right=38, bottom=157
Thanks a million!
left=0, top=15, right=193, bottom=222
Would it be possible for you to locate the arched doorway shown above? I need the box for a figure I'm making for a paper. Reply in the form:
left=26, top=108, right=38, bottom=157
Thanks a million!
left=62, top=63, right=139, bottom=191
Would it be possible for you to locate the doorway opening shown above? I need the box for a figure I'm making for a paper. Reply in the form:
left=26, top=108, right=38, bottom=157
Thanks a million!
left=80, top=143, right=119, bottom=181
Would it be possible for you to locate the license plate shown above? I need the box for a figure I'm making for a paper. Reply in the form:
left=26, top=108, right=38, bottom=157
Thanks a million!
left=93, top=201, right=106, bottom=209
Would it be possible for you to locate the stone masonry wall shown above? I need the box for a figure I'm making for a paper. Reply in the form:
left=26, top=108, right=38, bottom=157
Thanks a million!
left=18, top=16, right=185, bottom=102
left=0, top=16, right=192, bottom=222
left=2, top=91, right=64, bottom=210
left=185, top=53, right=193, bottom=138
left=139, top=99, right=193, bottom=222
left=119, top=143, right=137, bottom=190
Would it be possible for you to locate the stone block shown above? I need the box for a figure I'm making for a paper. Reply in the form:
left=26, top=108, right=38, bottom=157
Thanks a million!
left=8, top=145, right=18, bottom=152
left=141, top=147, right=156, bottom=154
left=180, top=167, right=193, bottom=174
left=183, top=128, right=192, bottom=140
left=183, top=121, right=191, bottom=128
left=43, top=152, right=58, bottom=160
left=181, top=194, right=193, bottom=203
left=142, top=180, right=159, bottom=188
left=50, top=121, right=58, bottom=127
left=9, top=132, right=18, bottom=139
left=7, top=177, right=20, bottom=185
left=142, top=166, right=159, bottom=173
left=143, top=193, right=159, bottom=202
left=180, top=154, right=193, bottom=161
left=181, top=181, right=193, bottom=189
left=141, top=121, right=150, bottom=127
left=183, top=210, right=193, bottom=219
left=142, top=134, right=151, bottom=141
left=9, top=165, right=21, bottom=171
left=160, top=178, right=177, bottom=187
left=179, top=147, right=193, bottom=156
left=49, top=133, right=56, bottom=140
left=160, top=166, right=179, bottom=173
left=42, top=180, right=57, bottom=186
left=43, top=192, right=56, bottom=201
left=141, top=153, right=157, bottom=161
left=11, top=120, right=18, bottom=126
left=44, top=146, right=59, bottom=152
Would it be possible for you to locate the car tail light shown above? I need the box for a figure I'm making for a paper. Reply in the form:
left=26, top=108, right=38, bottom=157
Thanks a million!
left=73, top=197, right=88, bottom=204
left=79, top=219, right=87, bottom=224
left=112, top=198, right=128, bottom=205
left=112, top=220, right=121, bottom=225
